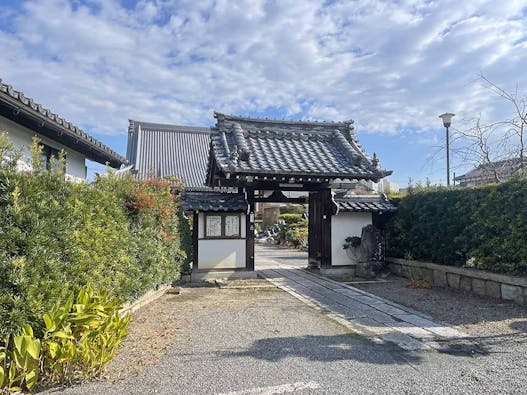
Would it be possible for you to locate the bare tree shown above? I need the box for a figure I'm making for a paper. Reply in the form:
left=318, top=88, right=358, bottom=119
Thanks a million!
left=450, top=75, right=527, bottom=184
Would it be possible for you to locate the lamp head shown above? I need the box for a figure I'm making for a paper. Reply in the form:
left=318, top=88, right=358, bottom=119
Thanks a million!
left=439, top=112, right=455, bottom=128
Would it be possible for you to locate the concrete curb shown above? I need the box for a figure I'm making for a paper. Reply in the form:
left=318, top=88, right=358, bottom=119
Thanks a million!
left=119, top=284, right=172, bottom=316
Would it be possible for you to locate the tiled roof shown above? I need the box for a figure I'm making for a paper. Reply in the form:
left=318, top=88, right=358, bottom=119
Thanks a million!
left=0, top=79, right=125, bottom=167
left=454, top=158, right=526, bottom=183
left=127, top=120, right=211, bottom=188
left=335, top=195, right=396, bottom=213
left=209, top=112, right=391, bottom=182
left=181, top=190, right=248, bottom=212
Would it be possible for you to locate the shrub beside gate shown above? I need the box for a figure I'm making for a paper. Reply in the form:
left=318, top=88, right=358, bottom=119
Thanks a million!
left=0, top=133, right=185, bottom=391
left=386, top=179, right=527, bottom=275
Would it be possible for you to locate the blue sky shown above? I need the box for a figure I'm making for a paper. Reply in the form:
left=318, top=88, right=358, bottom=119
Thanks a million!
left=1, top=0, right=526, bottom=186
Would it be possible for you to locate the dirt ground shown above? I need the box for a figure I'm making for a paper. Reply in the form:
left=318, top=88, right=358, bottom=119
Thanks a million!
left=103, top=286, right=281, bottom=381
left=351, top=274, right=527, bottom=338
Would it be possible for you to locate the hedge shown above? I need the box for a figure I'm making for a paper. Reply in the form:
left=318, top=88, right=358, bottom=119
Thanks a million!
left=0, top=134, right=185, bottom=338
left=386, top=179, right=527, bottom=275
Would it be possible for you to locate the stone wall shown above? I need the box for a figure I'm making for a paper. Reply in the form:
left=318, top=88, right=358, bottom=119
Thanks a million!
left=387, top=257, right=527, bottom=306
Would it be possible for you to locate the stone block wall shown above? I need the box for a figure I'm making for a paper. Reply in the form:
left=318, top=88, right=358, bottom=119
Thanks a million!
left=387, top=257, right=527, bottom=306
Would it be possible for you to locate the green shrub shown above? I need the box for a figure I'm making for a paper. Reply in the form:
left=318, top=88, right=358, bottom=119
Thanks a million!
left=279, top=204, right=305, bottom=215
left=0, top=324, right=41, bottom=392
left=387, top=179, right=527, bottom=274
left=177, top=210, right=193, bottom=275
left=41, top=285, right=130, bottom=384
left=277, top=213, right=307, bottom=247
left=278, top=213, right=304, bottom=224
left=0, top=285, right=130, bottom=392
left=0, top=134, right=184, bottom=337
left=290, top=226, right=308, bottom=247
left=343, top=236, right=361, bottom=250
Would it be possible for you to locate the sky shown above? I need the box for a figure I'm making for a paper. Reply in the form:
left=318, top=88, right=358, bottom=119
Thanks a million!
left=0, top=0, right=526, bottom=186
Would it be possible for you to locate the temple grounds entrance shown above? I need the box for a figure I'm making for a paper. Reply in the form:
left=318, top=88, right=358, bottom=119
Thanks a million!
left=254, top=244, right=307, bottom=270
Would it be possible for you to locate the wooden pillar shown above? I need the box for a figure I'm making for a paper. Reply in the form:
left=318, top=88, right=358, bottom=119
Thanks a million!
left=308, top=191, right=321, bottom=269
left=320, top=189, right=333, bottom=268
left=192, top=211, right=199, bottom=271
left=246, top=188, right=255, bottom=271
left=308, top=189, right=333, bottom=269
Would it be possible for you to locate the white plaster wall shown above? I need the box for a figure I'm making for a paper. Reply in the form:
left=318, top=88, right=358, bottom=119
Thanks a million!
left=0, top=115, right=87, bottom=180
left=331, top=212, right=372, bottom=266
left=198, top=239, right=246, bottom=269
left=197, top=212, right=247, bottom=269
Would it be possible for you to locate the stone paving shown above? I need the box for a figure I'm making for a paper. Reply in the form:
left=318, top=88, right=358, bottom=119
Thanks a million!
left=255, top=244, right=469, bottom=351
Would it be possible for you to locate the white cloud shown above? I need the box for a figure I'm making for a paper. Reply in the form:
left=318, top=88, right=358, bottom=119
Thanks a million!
left=0, top=0, right=525, bottom=140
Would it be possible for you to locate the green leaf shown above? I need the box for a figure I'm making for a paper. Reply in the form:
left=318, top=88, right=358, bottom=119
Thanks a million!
left=43, top=313, right=55, bottom=332
left=50, top=331, right=74, bottom=340
left=8, top=363, right=15, bottom=382
left=25, top=369, right=38, bottom=389
left=22, top=324, right=34, bottom=337
left=13, top=336, right=24, bottom=355
left=26, top=338, right=40, bottom=360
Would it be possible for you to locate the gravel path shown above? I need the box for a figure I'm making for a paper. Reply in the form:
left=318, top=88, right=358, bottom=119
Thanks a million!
left=352, top=275, right=527, bottom=338
left=43, top=283, right=527, bottom=394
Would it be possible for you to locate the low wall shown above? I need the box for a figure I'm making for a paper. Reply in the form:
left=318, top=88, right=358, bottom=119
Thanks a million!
left=386, top=257, right=527, bottom=306
left=119, top=284, right=172, bottom=316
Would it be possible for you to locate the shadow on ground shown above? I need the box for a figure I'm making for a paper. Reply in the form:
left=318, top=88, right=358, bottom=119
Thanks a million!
left=218, top=333, right=425, bottom=365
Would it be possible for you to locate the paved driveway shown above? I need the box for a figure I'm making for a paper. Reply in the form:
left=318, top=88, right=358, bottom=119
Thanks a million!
left=256, top=245, right=468, bottom=351
left=50, top=245, right=527, bottom=395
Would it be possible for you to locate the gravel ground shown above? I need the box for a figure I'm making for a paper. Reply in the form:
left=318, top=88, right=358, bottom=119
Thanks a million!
left=42, top=284, right=527, bottom=395
left=351, top=274, right=527, bottom=338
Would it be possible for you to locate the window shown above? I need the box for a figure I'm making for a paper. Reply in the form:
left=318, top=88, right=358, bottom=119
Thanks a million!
left=39, top=144, right=65, bottom=171
left=204, top=213, right=242, bottom=238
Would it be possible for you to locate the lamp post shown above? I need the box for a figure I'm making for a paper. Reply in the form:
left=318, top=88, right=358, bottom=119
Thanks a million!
left=439, top=113, right=455, bottom=186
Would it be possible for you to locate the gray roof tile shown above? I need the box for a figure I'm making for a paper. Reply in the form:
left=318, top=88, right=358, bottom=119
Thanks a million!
left=335, top=195, right=396, bottom=213
left=454, top=158, right=527, bottom=184
left=210, top=112, right=391, bottom=181
left=181, top=190, right=247, bottom=212
left=127, top=120, right=211, bottom=188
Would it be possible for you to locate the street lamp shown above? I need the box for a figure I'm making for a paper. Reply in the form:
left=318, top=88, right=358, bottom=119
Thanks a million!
left=439, top=112, right=455, bottom=186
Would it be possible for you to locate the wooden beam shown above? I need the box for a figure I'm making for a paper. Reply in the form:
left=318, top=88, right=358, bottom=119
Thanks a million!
left=253, top=190, right=307, bottom=204
left=216, top=178, right=330, bottom=191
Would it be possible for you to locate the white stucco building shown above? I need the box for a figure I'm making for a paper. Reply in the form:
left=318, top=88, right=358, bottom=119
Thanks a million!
left=0, top=80, right=125, bottom=179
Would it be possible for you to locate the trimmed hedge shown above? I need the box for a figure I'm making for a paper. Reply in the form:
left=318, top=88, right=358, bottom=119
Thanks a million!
left=0, top=134, right=185, bottom=337
left=386, top=179, right=527, bottom=274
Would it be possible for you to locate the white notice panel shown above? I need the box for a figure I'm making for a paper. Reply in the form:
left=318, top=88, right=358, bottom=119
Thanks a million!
left=225, top=215, right=240, bottom=237
left=206, top=215, right=222, bottom=237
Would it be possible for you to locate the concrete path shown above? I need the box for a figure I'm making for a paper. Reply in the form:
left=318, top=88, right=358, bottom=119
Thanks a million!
left=255, top=244, right=469, bottom=351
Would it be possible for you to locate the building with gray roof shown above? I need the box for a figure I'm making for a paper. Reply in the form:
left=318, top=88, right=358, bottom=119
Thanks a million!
left=454, top=158, right=527, bottom=187
left=0, top=79, right=125, bottom=180
left=125, top=112, right=395, bottom=272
